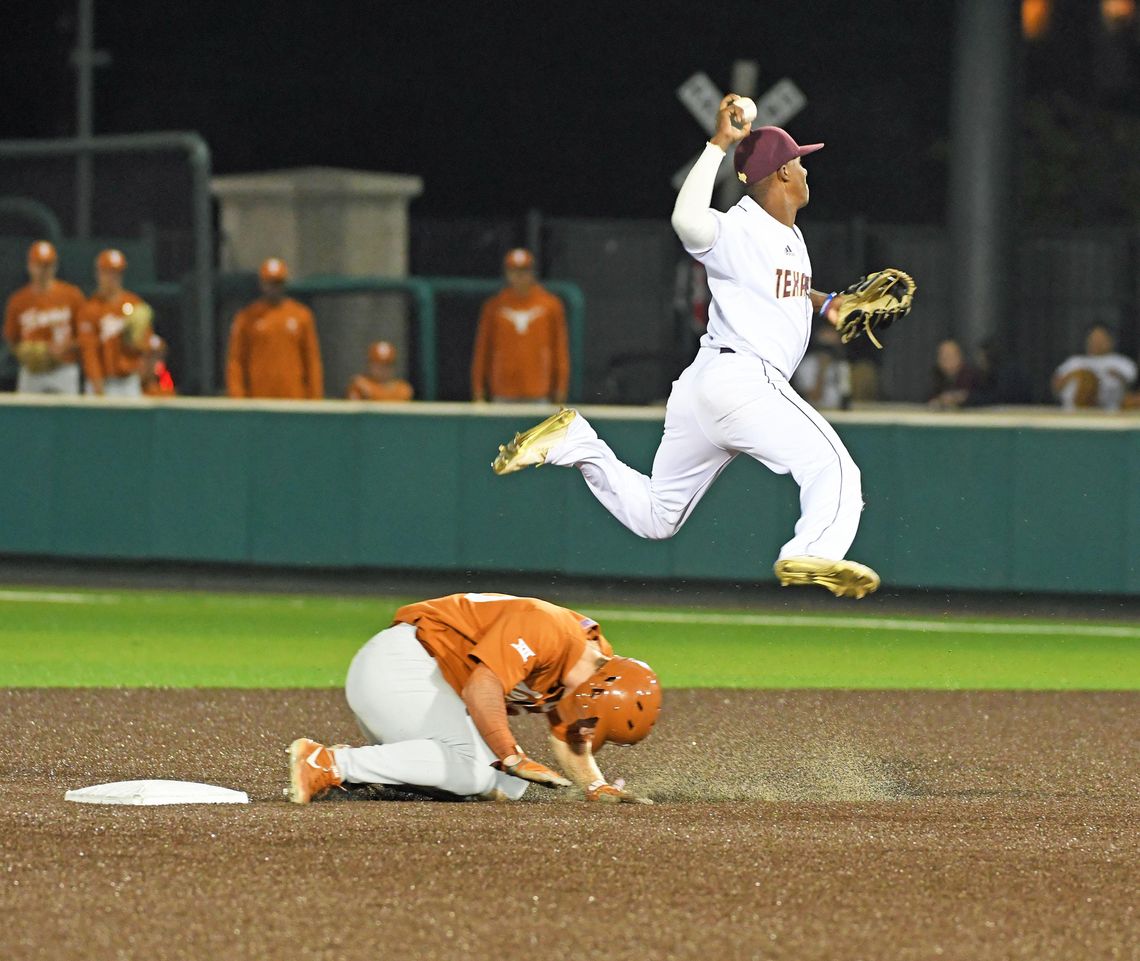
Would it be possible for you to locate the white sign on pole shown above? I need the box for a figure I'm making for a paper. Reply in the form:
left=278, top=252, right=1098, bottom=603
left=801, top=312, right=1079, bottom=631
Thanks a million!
left=676, top=72, right=725, bottom=137
left=672, top=74, right=807, bottom=189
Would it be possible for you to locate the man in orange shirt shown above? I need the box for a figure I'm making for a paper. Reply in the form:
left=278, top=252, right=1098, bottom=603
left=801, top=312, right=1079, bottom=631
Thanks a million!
left=346, top=340, right=413, bottom=401
left=3, top=240, right=86, bottom=394
left=77, top=248, right=153, bottom=397
left=287, top=592, right=660, bottom=805
left=226, top=257, right=323, bottom=399
left=470, top=248, right=569, bottom=403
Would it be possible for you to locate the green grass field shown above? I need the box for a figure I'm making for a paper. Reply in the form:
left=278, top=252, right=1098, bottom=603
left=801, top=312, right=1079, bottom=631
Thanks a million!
left=2, top=585, right=1138, bottom=689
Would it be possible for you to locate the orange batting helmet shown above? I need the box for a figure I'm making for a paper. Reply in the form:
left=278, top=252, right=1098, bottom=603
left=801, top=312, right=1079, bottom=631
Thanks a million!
left=97, top=248, right=127, bottom=272
left=564, top=657, right=662, bottom=751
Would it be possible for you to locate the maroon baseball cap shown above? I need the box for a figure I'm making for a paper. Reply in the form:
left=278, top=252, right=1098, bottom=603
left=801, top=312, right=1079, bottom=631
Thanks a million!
left=733, top=126, right=824, bottom=186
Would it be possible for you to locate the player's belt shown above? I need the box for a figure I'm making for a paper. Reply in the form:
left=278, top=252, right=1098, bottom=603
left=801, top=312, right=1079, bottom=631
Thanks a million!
left=719, top=347, right=735, bottom=354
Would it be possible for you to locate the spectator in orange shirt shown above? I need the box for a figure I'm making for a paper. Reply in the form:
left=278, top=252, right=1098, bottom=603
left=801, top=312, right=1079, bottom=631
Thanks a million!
left=226, top=257, right=323, bottom=400
left=3, top=240, right=86, bottom=394
left=78, top=249, right=153, bottom=397
left=346, top=340, right=413, bottom=401
left=471, top=248, right=569, bottom=404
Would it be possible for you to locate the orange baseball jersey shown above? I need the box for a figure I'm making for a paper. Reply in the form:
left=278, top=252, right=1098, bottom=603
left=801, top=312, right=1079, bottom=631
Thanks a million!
left=470, top=285, right=569, bottom=400
left=346, top=374, right=414, bottom=402
left=77, top=290, right=147, bottom=381
left=4, top=280, right=87, bottom=363
left=393, top=593, right=610, bottom=711
left=226, top=298, right=324, bottom=399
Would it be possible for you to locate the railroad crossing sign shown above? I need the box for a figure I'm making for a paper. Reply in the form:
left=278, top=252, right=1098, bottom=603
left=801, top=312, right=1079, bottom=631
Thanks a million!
left=672, top=72, right=807, bottom=189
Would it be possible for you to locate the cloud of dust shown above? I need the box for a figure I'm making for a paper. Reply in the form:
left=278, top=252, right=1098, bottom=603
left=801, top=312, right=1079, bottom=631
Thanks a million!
left=634, top=731, right=920, bottom=804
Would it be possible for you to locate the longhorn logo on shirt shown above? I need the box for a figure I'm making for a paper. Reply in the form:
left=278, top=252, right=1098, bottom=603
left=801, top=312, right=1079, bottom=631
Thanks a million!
left=501, top=306, right=542, bottom=334
left=98, top=313, right=126, bottom=342
left=19, top=307, right=72, bottom=336
left=511, top=637, right=536, bottom=663
left=774, top=268, right=811, bottom=299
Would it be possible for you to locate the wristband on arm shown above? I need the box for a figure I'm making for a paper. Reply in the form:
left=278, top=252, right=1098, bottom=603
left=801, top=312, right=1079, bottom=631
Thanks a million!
left=819, top=292, right=838, bottom=318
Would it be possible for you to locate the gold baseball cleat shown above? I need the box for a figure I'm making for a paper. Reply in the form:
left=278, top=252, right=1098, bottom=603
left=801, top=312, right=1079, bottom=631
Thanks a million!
left=774, top=556, right=881, bottom=599
left=491, top=408, right=577, bottom=475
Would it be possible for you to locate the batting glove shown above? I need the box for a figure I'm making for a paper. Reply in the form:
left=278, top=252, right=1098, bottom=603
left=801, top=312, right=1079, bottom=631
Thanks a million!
left=496, top=753, right=571, bottom=789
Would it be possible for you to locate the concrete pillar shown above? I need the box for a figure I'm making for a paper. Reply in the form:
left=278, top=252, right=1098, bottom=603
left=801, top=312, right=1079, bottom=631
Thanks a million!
left=212, top=167, right=423, bottom=397
left=948, top=0, right=1017, bottom=351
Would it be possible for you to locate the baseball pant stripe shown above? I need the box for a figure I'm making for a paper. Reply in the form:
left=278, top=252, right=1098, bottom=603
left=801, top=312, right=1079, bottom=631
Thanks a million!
left=763, top=360, right=845, bottom=555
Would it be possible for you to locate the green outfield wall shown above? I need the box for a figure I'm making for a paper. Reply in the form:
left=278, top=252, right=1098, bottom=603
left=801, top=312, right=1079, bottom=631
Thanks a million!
left=2, top=396, right=1138, bottom=595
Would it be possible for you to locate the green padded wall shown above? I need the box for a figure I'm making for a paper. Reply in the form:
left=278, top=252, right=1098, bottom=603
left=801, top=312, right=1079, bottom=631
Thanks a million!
left=2, top=399, right=1137, bottom=595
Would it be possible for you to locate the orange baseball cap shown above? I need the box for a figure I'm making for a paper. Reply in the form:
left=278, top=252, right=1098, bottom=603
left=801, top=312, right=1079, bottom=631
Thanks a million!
left=368, top=341, right=396, bottom=364
left=28, top=240, right=58, bottom=264
left=259, top=257, right=289, bottom=282
left=97, top=248, right=127, bottom=272
left=503, top=248, right=535, bottom=270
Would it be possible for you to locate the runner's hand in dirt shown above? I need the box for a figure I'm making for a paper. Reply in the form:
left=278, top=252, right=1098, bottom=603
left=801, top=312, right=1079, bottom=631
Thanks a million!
left=586, top=779, right=653, bottom=805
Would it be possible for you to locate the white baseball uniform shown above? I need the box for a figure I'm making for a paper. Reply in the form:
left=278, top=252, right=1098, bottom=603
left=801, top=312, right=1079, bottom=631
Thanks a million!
left=17, top=364, right=81, bottom=395
left=1054, top=353, right=1137, bottom=411
left=544, top=142, right=864, bottom=560
left=333, top=623, right=528, bottom=800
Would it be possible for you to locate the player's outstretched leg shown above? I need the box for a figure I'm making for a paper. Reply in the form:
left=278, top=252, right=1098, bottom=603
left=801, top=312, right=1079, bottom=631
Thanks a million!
left=773, top=556, right=880, bottom=600
left=491, top=399, right=732, bottom=540
left=492, top=408, right=578, bottom=474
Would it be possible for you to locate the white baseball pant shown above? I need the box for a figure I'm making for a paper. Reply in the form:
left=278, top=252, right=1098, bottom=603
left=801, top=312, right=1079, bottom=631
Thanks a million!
left=17, top=363, right=81, bottom=395
left=84, top=373, right=142, bottom=398
left=334, top=623, right=528, bottom=800
left=548, top=345, right=864, bottom=560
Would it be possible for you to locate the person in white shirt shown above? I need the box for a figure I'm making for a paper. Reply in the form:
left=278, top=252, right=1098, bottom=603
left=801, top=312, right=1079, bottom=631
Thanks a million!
left=1051, top=324, right=1137, bottom=411
left=490, top=95, right=879, bottom=600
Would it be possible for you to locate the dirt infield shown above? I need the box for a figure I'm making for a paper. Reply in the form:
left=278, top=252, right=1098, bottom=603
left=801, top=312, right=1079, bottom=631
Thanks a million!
left=2, top=688, right=1136, bottom=961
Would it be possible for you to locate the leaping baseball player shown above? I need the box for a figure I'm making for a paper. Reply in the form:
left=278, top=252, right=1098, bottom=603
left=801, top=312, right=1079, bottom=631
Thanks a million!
left=492, top=95, right=883, bottom=599
left=287, top=592, right=660, bottom=804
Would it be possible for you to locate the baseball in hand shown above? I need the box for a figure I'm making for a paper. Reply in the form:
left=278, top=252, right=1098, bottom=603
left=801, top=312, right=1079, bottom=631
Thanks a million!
left=734, top=97, right=757, bottom=125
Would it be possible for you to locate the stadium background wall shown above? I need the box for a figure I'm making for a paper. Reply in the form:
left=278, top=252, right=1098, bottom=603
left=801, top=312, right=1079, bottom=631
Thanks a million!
left=2, top=398, right=1138, bottom=596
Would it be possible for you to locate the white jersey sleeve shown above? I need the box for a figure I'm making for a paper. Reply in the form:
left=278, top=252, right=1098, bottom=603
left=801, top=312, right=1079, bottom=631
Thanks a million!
left=1113, top=355, right=1138, bottom=384
left=671, top=143, right=725, bottom=254
left=1054, top=356, right=1082, bottom=379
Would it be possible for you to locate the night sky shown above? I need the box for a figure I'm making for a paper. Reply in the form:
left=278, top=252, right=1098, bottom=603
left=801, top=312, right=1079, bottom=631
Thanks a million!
left=4, top=1, right=957, bottom=223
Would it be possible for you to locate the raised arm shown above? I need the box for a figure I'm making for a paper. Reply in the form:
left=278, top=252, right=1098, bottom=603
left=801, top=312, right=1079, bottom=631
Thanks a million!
left=671, top=94, right=753, bottom=252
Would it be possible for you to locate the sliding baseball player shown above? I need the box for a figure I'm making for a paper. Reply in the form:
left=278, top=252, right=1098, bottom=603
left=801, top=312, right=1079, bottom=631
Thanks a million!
left=288, top=592, right=660, bottom=804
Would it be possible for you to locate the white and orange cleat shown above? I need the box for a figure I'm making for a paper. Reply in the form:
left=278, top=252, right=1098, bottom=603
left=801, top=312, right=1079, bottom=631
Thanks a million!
left=286, top=738, right=345, bottom=804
